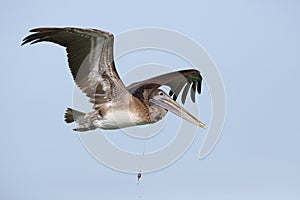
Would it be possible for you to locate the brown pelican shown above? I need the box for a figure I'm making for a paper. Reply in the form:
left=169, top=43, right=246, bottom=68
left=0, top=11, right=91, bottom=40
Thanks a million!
left=22, top=27, right=206, bottom=131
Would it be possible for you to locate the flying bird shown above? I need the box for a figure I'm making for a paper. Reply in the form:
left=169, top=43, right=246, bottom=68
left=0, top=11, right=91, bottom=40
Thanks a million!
left=22, top=27, right=206, bottom=131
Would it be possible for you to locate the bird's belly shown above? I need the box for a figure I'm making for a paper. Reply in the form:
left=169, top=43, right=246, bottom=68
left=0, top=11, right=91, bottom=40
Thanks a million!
left=94, top=110, right=148, bottom=130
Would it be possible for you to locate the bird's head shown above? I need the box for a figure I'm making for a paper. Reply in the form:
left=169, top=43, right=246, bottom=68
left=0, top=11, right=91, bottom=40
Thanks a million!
left=148, top=89, right=206, bottom=128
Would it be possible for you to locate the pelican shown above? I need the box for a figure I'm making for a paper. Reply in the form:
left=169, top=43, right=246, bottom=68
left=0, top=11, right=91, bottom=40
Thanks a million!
left=22, top=27, right=206, bottom=131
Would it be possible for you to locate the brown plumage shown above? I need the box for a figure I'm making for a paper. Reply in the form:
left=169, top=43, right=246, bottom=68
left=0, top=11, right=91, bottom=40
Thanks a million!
left=22, top=27, right=206, bottom=131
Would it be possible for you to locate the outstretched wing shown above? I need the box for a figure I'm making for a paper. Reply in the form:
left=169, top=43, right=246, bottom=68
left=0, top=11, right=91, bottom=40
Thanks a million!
left=22, top=27, right=129, bottom=109
left=127, top=69, right=203, bottom=104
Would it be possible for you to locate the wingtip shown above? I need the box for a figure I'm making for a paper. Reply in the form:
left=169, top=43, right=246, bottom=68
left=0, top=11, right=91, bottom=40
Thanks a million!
left=29, top=28, right=39, bottom=32
left=20, top=38, right=33, bottom=46
left=21, top=28, right=38, bottom=46
left=29, top=27, right=53, bottom=32
left=21, top=28, right=51, bottom=46
left=21, top=37, right=32, bottom=46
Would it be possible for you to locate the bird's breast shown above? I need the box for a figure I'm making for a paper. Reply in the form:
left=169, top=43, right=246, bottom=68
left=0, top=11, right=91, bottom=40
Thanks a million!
left=93, top=97, right=151, bottom=130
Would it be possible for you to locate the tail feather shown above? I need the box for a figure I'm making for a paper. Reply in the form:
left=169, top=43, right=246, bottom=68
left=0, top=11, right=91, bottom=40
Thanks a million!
left=64, top=108, right=85, bottom=123
left=64, top=108, right=97, bottom=132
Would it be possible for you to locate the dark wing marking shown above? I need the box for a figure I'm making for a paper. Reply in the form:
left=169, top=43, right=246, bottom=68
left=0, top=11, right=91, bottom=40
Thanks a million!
left=126, top=69, right=203, bottom=104
left=22, top=27, right=129, bottom=109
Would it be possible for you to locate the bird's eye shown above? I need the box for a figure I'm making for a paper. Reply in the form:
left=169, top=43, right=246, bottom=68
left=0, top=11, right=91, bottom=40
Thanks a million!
left=159, top=92, right=164, bottom=96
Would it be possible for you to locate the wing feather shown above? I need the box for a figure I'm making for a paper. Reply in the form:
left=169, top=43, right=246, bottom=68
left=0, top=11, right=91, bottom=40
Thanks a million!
left=127, top=69, right=203, bottom=104
left=22, top=27, right=129, bottom=109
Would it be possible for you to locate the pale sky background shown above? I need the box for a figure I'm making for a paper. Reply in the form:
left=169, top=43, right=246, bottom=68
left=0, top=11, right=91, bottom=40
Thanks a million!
left=1, top=0, right=300, bottom=199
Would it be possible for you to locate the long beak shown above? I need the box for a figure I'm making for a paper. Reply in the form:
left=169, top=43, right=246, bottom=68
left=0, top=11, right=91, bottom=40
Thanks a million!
left=150, top=97, right=206, bottom=128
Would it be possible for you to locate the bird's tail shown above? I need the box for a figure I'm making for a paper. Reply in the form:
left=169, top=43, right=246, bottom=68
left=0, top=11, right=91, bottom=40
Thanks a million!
left=64, top=108, right=85, bottom=123
left=64, top=108, right=96, bottom=132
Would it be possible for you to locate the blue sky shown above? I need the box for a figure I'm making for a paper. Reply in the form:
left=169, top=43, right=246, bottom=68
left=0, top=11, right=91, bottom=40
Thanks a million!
left=1, top=0, right=300, bottom=199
